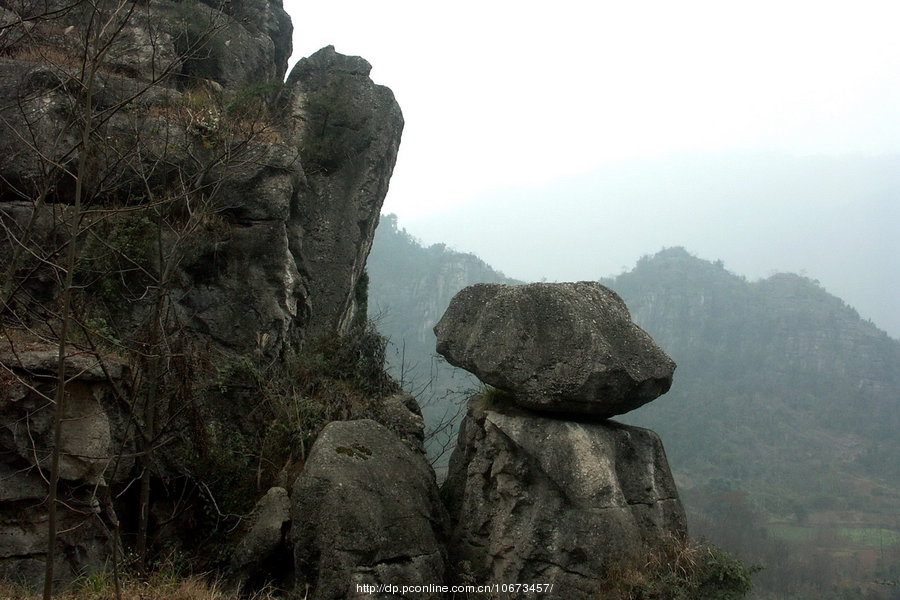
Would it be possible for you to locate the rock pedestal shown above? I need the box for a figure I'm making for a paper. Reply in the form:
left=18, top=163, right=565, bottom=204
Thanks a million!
left=443, top=396, right=686, bottom=598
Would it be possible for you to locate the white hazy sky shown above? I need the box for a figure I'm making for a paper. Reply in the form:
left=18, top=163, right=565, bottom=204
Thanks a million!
left=286, top=0, right=900, bottom=217
left=283, top=0, right=900, bottom=336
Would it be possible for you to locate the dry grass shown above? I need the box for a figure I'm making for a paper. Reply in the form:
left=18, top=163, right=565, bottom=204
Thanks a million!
left=141, top=97, right=282, bottom=145
left=5, top=45, right=85, bottom=69
left=0, top=325, right=56, bottom=353
left=4, top=43, right=129, bottom=79
left=593, top=534, right=756, bottom=600
left=0, top=573, right=283, bottom=600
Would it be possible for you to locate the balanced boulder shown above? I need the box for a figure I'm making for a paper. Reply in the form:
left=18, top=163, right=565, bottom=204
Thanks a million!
left=434, top=282, right=675, bottom=418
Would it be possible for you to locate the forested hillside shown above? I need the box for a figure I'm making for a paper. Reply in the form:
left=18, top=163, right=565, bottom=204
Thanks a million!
left=368, top=229, right=900, bottom=599
left=605, top=247, right=900, bottom=599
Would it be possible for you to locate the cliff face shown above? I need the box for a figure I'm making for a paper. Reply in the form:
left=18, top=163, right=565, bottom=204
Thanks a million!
left=0, top=4, right=401, bottom=359
left=285, top=50, right=403, bottom=338
left=0, top=0, right=403, bottom=588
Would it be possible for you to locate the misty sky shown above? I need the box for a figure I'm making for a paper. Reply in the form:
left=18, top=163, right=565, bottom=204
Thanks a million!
left=284, top=1, right=900, bottom=337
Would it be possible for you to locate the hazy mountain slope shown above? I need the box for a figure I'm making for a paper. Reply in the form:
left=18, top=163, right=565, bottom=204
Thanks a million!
left=604, top=248, right=900, bottom=597
left=367, top=215, right=520, bottom=465
left=609, top=248, right=900, bottom=514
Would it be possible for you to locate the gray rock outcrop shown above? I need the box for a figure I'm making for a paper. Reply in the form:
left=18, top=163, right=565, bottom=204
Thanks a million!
left=443, top=396, right=687, bottom=599
left=436, top=282, right=687, bottom=598
left=0, top=0, right=404, bottom=589
left=0, top=349, right=131, bottom=589
left=228, top=487, right=292, bottom=591
left=291, top=419, right=448, bottom=600
left=285, top=46, right=404, bottom=338
left=1, top=17, right=401, bottom=359
left=434, top=281, right=675, bottom=418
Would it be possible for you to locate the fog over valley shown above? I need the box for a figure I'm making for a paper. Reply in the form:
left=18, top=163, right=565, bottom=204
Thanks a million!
left=282, top=1, right=900, bottom=339
left=399, top=150, right=900, bottom=338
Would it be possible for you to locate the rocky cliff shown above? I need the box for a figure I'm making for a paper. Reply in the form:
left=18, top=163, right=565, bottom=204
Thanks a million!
left=0, top=0, right=405, bottom=589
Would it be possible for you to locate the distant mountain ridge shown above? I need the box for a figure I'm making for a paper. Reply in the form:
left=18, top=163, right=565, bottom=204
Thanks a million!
left=607, top=247, right=899, bottom=508
left=606, top=247, right=900, bottom=596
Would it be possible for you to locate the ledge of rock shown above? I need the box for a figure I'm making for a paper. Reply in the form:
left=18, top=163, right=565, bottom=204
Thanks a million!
left=434, top=281, right=676, bottom=418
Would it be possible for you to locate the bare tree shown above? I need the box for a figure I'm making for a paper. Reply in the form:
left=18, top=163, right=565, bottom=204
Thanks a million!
left=0, top=0, right=286, bottom=593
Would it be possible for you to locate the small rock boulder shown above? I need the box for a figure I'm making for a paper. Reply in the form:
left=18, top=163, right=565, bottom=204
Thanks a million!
left=228, top=487, right=292, bottom=591
left=290, top=419, right=448, bottom=600
left=434, top=282, right=675, bottom=418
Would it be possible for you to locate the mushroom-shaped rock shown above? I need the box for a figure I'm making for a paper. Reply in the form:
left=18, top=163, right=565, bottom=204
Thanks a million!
left=433, top=282, right=675, bottom=418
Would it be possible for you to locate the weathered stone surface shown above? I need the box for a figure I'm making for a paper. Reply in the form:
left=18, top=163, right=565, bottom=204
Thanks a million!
left=175, top=218, right=309, bottom=356
left=351, top=392, right=428, bottom=455
left=0, top=349, right=130, bottom=590
left=228, top=487, right=292, bottom=590
left=164, top=0, right=281, bottom=90
left=102, top=12, right=181, bottom=81
left=235, top=0, right=294, bottom=79
left=1, top=44, right=402, bottom=355
left=0, top=0, right=289, bottom=88
left=291, top=420, right=447, bottom=600
left=0, top=350, right=129, bottom=484
left=284, top=46, right=404, bottom=337
left=211, top=142, right=302, bottom=223
left=434, top=282, right=676, bottom=418
left=442, top=395, right=687, bottom=599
